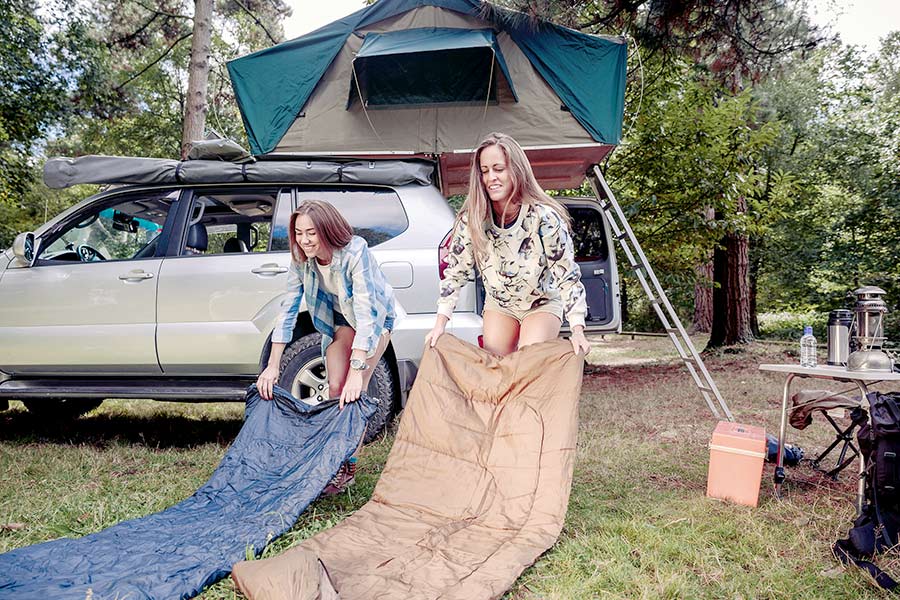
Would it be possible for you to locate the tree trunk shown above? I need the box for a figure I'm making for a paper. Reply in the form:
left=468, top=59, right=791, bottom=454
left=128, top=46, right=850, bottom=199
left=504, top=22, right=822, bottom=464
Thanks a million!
left=692, top=206, right=715, bottom=333
left=181, top=0, right=213, bottom=159
left=692, top=257, right=714, bottom=333
left=708, top=241, right=728, bottom=348
left=724, top=228, right=753, bottom=344
left=707, top=201, right=753, bottom=348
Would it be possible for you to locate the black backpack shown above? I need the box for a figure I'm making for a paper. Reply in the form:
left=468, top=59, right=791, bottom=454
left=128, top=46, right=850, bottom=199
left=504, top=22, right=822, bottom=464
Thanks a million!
left=833, top=392, right=900, bottom=590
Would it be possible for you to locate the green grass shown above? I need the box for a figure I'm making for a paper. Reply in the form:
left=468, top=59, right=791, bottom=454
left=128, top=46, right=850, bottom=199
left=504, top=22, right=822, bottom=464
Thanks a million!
left=1, top=337, right=896, bottom=599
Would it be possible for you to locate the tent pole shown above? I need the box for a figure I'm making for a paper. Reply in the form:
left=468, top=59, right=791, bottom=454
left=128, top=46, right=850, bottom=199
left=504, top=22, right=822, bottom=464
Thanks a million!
left=587, top=165, right=734, bottom=421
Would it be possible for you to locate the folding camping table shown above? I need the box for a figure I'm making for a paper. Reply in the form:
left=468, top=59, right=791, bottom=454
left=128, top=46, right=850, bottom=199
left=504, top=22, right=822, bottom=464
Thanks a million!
left=759, top=364, right=900, bottom=513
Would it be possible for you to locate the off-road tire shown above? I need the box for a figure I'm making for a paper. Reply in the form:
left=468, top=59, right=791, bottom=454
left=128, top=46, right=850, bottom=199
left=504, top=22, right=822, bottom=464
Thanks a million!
left=21, top=399, right=103, bottom=419
left=279, top=332, right=397, bottom=444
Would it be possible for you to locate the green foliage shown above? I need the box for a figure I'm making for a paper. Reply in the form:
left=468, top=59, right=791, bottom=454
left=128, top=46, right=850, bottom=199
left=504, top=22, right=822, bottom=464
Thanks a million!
left=754, top=37, right=900, bottom=338
left=606, top=60, right=782, bottom=323
left=0, top=0, right=289, bottom=248
left=757, top=311, right=828, bottom=341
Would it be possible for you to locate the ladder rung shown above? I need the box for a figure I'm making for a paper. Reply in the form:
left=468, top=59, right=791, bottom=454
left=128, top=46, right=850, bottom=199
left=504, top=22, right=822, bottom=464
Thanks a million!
left=698, top=386, right=714, bottom=394
left=615, top=232, right=628, bottom=241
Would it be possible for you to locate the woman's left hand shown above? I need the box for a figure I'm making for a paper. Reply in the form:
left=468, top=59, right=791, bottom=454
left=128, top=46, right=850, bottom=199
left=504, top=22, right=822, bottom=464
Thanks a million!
left=340, top=369, right=365, bottom=410
left=570, top=327, right=591, bottom=355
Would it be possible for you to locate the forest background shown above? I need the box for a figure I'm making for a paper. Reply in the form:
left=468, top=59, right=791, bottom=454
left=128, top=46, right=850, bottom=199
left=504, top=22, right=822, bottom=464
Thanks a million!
left=1, top=0, right=898, bottom=349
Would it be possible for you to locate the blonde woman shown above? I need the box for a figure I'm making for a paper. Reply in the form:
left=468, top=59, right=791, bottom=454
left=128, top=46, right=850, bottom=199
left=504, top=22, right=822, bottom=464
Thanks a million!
left=257, top=200, right=396, bottom=494
left=426, top=132, right=590, bottom=356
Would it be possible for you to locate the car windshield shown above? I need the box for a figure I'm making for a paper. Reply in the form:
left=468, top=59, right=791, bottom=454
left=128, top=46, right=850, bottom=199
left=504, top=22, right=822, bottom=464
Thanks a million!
left=40, top=191, right=175, bottom=262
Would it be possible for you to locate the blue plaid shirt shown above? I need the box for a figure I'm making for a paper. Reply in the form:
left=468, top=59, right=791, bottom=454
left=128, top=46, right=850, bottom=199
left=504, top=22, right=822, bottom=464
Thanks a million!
left=272, top=236, right=396, bottom=357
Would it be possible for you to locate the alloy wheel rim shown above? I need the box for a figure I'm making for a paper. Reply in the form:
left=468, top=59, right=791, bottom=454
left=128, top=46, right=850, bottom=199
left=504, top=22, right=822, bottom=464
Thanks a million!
left=291, top=356, right=329, bottom=405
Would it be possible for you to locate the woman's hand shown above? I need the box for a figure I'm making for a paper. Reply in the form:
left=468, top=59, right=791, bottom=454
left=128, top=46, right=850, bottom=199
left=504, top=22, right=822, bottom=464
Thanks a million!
left=256, top=364, right=279, bottom=400
left=340, top=369, right=365, bottom=410
left=570, top=326, right=591, bottom=355
left=425, top=315, right=449, bottom=348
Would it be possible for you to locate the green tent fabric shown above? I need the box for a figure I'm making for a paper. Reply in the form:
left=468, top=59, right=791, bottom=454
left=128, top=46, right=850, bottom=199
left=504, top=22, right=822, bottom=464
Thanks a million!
left=350, top=27, right=518, bottom=106
left=227, top=0, right=626, bottom=156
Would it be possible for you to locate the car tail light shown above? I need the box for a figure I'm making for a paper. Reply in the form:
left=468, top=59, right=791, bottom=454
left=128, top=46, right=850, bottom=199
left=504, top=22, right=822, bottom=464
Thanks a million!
left=438, top=229, right=452, bottom=280
left=477, top=335, right=484, bottom=348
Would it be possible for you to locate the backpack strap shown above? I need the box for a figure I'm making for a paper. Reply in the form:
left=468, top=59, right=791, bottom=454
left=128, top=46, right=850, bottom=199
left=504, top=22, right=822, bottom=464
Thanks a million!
left=833, top=538, right=899, bottom=590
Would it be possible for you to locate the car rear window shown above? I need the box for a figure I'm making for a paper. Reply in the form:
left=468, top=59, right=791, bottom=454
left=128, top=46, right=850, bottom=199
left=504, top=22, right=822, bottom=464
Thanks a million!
left=296, top=187, right=408, bottom=247
left=568, top=206, right=610, bottom=263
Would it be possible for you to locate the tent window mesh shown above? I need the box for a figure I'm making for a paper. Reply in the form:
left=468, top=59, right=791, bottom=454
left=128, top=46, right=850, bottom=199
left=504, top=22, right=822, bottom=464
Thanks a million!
left=352, top=48, right=498, bottom=108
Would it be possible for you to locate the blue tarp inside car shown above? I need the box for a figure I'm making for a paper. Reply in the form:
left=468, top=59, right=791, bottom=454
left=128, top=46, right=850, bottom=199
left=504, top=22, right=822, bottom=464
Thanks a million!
left=0, top=388, right=375, bottom=600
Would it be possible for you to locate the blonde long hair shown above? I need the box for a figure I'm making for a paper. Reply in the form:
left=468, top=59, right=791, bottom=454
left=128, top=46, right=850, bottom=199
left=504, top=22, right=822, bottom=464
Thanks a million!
left=288, top=200, right=353, bottom=263
left=457, top=132, right=571, bottom=265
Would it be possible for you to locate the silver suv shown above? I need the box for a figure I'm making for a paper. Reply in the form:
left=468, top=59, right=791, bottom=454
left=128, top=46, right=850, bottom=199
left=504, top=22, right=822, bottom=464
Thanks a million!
left=0, top=158, right=620, bottom=437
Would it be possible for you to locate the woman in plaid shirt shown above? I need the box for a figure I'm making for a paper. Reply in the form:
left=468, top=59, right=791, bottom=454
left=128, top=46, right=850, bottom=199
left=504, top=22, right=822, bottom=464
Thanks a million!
left=257, top=199, right=396, bottom=493
left=427, top=132, right=591, bottom=357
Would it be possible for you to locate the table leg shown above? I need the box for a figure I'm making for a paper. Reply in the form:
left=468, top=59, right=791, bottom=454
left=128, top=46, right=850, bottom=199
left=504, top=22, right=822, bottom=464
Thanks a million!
left=775, top=373, right=795, bottom=498
left=854, top=382, right=870, bottom=515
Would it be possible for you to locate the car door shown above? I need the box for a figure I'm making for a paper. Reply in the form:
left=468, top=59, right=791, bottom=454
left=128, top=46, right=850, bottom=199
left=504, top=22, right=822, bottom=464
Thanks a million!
left=155, top=186, right=294, bottom=375
left=563, top=198, right=621, bottom=332
left=0, top=189, right=179, bottom=375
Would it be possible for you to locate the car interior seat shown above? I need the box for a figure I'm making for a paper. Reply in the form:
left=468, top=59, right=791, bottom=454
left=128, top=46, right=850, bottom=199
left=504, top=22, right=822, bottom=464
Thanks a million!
left=223, top=237, right=249, bottom=253
left=185, top=222, right=208, bottom=254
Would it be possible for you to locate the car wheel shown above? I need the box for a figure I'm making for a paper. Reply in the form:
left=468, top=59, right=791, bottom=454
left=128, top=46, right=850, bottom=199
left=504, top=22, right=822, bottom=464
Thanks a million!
left=21, top=399, right=103, bottom=419
left=278, top=332, right=397, bottom=443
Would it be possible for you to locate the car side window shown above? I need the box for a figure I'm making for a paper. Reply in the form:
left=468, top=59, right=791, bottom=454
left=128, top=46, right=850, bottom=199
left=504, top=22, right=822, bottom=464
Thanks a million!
left=568, top=206, right=610, bottom=263
left=181, top=188, right=291, bottom=256
left=296, top=187, right=408, bottom=247
left=38, top=190, right=178, bottom=263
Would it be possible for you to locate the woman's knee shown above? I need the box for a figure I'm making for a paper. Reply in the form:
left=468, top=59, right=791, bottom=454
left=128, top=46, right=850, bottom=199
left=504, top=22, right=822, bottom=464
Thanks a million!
left=518, top=312, right=561, bottom=347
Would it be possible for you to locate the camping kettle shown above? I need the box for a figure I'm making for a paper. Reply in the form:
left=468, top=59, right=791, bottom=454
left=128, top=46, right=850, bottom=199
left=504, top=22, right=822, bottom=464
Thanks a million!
left=827, top=309, right=853, bottom=366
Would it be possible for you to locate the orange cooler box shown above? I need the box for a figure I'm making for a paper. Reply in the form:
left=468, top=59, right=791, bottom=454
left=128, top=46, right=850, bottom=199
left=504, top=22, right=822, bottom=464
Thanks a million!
left=706, top=421, right=766, bottom=507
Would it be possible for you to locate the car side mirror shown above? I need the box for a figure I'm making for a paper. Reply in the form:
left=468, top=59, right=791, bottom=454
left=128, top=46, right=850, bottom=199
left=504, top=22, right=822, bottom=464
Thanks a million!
left=12, top=232, right=37, bottom=267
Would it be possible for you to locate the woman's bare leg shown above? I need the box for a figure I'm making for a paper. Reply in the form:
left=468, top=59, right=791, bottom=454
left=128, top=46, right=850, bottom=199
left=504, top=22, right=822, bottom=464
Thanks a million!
left=360, top=333, right=391, bottom=389
left=518, top=312, right=562, bottom=348
left=483, top=309, right=520, bottom=356
left=325, top=326, right=354, bottom=398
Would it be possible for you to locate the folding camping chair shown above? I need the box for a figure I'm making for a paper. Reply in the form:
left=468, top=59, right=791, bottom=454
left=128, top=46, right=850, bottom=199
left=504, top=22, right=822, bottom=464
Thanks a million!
left=790, top=390, right=868, bottom=480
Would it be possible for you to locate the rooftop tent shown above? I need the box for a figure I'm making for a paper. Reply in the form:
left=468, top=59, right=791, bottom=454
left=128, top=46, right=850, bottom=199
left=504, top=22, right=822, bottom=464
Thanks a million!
left=350, top=28, right=518, bottom=107
left=227, top=0, right=627, bottom=194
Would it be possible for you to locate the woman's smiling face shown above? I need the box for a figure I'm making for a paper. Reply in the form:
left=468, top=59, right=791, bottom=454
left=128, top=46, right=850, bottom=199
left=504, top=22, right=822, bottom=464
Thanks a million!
left=295, top=214, right=324, bottom=260
left=480, top=144, right=512, bottom=204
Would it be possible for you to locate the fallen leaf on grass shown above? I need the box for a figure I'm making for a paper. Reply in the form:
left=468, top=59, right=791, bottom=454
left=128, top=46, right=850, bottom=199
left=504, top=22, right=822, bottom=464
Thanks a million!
left=0, top=522, right=26, bottom=531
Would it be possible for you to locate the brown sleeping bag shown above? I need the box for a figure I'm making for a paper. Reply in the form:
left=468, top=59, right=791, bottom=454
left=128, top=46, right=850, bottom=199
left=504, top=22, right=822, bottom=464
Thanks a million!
left=232, top=334, right=584, bottom=600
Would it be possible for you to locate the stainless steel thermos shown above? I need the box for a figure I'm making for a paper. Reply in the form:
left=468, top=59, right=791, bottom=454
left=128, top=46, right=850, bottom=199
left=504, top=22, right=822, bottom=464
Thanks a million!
left=827, top=309, right=853, bottom=366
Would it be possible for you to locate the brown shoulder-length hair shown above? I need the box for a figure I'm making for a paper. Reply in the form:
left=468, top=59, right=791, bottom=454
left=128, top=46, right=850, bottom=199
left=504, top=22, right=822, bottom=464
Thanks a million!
left=288, top=200, right=353, bottom=263
left=457, top=132, right=571, bottom=265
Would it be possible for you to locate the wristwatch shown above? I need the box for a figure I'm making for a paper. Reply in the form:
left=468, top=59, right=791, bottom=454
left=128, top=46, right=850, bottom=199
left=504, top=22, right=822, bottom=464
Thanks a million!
left=349, top=358, right=370, bottom=371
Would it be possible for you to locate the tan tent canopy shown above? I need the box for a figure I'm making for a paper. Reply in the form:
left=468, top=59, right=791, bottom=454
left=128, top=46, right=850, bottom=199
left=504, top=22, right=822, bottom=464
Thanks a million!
left=228, top=0, right=627, bottom=194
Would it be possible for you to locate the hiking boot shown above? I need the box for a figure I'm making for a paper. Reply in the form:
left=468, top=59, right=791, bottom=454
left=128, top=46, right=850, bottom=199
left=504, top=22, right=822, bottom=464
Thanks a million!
left=322, top=459, right=356, bottom=496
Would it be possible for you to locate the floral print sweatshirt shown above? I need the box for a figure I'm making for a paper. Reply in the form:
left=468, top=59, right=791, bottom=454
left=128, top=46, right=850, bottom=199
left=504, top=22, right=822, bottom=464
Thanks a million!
left=437, top=203, right=588, bottom=328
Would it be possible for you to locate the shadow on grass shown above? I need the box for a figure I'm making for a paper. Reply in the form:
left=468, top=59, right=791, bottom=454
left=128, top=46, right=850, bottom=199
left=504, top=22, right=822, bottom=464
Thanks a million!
left=0, top=409, right=243, bottom=449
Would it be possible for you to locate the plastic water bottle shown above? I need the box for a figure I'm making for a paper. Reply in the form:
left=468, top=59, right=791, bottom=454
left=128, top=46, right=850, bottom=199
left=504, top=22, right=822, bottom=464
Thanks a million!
left=800, top=326, right=817, bottom=368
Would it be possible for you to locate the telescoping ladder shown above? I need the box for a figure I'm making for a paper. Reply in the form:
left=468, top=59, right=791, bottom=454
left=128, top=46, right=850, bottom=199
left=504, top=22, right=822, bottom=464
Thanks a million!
left=587, top=165, right=734, bottom=421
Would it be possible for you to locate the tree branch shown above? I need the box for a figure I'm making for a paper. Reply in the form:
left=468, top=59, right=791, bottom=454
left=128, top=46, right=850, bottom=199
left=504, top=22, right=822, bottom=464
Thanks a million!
left=128, top=0, right=192, bottom=20
left=230, top=0, right=279, bottom=45
left=109, top=12, right=159, bottom=48
left=114, top=31, right=193, bottom=91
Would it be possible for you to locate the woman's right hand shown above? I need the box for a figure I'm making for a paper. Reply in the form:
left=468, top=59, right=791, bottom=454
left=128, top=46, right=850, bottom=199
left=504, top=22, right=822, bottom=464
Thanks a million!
left=424, top=318, right=447, bottom=348
left=256, top=364, right=279, bottom=400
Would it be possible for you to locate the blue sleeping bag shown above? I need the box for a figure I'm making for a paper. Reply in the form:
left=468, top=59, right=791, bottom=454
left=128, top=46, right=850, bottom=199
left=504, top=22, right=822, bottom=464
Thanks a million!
left=0, top=387, right=375, bottom=600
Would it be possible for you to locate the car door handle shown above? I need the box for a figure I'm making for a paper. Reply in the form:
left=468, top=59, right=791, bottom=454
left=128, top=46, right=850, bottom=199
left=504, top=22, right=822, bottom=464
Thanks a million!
left=251, top=264, right=288, bottom=276
left=118, top=270, right=154, bottom=281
